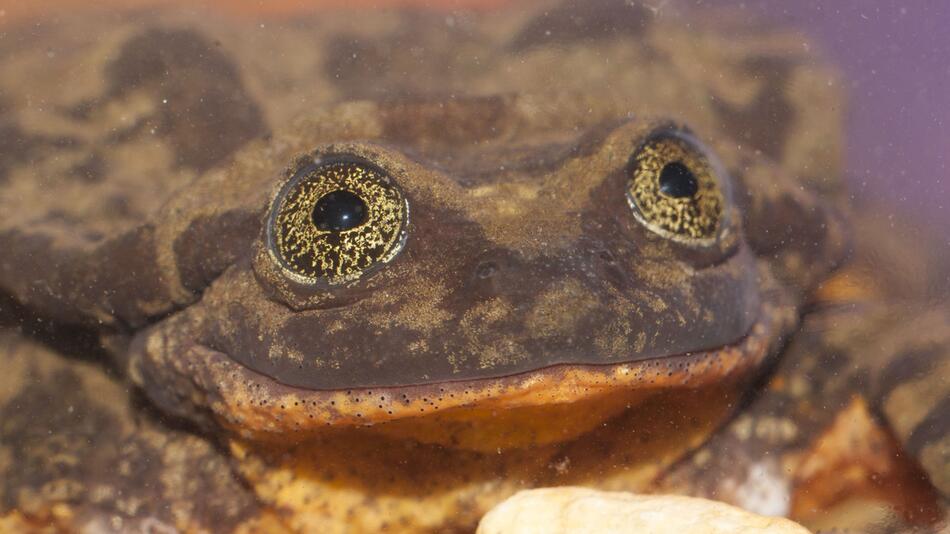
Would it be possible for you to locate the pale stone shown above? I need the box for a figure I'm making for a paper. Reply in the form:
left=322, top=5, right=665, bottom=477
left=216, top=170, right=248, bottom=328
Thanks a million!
left=477, top=487, right=811, bottom=534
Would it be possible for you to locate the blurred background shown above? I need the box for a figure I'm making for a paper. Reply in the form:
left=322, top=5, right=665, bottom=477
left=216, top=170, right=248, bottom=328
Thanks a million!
left=3, top=0, right=945, bottom=228
left=730, top=1, right=949, bottom=231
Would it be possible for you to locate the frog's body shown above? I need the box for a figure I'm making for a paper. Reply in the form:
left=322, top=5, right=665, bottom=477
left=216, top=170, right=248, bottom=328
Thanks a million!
left=0, top=1, right=945, bottom=532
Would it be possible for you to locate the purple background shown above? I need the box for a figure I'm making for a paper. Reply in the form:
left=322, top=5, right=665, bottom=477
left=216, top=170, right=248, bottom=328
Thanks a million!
left=732, top=1, right=949, bottom=226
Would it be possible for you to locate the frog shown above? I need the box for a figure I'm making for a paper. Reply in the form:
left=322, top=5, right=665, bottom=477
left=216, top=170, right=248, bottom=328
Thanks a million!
left=0, top=1, right=945, bottom=532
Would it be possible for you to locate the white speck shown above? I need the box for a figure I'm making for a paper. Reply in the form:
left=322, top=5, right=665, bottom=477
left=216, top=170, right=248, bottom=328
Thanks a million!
left=139, top=518, right=177, bottom=534
left=643, top=0, right=670, bottom=16
left=733, top=460, right=791, bottom=517
left=162, top=99, right=168, bottom=104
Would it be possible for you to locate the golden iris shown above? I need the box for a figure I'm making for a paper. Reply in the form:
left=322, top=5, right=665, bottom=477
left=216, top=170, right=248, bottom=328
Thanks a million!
left=626, top=132, right=724, bottom=243
left=270, top=157, right=407, bottom=284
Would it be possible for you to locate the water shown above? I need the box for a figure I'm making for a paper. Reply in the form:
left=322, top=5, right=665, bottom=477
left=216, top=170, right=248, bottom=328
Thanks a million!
left=0, top=2, right=946, bottom=533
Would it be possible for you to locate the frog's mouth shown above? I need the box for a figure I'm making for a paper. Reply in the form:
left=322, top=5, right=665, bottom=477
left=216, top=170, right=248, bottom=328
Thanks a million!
left=133, top=274, right=796, bottom=450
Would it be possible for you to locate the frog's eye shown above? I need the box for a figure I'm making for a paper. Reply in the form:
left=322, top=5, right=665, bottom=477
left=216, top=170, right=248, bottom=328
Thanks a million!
left=267, top=156, right=408, bottom=285
left=626, top=132, right=725, bottom=245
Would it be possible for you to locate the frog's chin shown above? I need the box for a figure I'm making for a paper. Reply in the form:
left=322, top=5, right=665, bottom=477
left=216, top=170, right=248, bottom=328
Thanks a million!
left=133, top=286, right=796, bottom=451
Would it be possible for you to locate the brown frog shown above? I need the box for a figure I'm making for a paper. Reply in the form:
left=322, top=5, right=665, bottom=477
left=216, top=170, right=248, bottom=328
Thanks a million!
left=0, top=1, right=945, bottom=532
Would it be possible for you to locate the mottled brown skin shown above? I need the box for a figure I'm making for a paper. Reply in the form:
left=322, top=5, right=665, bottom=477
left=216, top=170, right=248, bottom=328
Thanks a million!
left=0, top=323, right=268, bottom=533
left=0, top=1, right=944, bottom=532
left=659, top=206, right=950, bottom=532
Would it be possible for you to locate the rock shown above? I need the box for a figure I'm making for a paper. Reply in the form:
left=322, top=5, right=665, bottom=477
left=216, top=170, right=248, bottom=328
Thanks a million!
left=477, top=487, right=811, bottom=534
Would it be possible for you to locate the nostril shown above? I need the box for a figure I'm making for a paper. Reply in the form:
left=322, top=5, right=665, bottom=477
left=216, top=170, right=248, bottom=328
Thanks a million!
left=475, top=261, right=498, bottom=279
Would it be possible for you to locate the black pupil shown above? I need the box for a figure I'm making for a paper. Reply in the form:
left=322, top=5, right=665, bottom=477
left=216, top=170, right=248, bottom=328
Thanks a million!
left=312, top=190, right=368, bottom=232
left=658, top=161, right=699, bottom=198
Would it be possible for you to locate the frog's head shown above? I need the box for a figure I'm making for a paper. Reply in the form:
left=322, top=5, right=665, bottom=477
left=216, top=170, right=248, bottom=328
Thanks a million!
left=0, top=0, right=846, bottom=451
left=129, top=86, right=846, bottom=450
